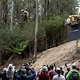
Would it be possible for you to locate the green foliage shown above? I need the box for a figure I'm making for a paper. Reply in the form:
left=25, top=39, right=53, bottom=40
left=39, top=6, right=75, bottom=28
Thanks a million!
left=0, top=22, right=35, bottom=55
left=40, top=15, right=67, bottom=47
left=49, top=0, right=77, bottom=16
left=0, top=0, right=78, bottom=61
left=41, top=15, right=64, bottom=32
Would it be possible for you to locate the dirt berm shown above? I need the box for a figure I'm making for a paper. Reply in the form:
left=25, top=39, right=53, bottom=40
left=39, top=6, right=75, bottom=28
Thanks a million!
left=33, top=40, right=80, bottom=71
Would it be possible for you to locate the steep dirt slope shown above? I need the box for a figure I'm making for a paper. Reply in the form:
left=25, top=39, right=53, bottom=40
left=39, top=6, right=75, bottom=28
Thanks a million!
left=34, top=40, right=80, bottom=71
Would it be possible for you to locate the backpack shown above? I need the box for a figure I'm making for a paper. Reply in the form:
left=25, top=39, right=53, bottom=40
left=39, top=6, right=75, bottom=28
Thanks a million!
left=71, top=72, right=79, bottom=80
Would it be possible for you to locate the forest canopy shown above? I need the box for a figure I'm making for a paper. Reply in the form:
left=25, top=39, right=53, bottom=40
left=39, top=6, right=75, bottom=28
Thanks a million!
left=0, top=0, right=78, bottom=64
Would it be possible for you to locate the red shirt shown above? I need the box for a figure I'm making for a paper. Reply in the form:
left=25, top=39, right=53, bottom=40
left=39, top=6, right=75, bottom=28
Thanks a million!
left=38, top=72, right=50, bottom=80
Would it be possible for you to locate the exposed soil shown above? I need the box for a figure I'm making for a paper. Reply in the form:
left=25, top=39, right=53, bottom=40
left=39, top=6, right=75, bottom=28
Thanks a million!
left=1, top=40, right=80, bottom=71
left=33, top=40, right=80, bottom=71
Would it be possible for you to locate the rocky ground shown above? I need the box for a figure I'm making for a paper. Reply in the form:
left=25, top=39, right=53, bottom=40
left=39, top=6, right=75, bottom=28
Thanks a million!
left=33, top=40, right=80, bottom=71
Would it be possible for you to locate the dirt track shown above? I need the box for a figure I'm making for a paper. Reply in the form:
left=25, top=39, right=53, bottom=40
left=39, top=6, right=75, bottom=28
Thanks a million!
left=33, top=40, right=80, bottom=71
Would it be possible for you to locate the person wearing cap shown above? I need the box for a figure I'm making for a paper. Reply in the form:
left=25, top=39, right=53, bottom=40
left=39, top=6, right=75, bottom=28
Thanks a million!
left=37, top=66, right=50, bottom=80
left=52, top=67, right=65, bottom=80
left=66, top=64, right=80, bottom=80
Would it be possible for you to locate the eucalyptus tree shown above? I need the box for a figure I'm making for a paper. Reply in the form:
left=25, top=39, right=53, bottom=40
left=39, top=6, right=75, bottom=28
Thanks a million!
left=1, top=0, right=8, bottom=26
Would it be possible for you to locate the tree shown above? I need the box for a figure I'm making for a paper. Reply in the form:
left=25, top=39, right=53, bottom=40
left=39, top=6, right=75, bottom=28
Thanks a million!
left=44, top=0, right=49, bottom=18
left=0, top=0, right=78, bottom=63
left=34, top=0, right=38, bottom=58
left=10, top=0, right=14, bottom=31
left=1, top=0, right=8, bottom=26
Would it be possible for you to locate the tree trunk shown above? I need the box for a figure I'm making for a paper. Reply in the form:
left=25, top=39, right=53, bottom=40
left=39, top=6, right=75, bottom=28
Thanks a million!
left=1, top=0, right=8, bottom=26
left=44, top=0, right=49, bottom=19
left=0, top=1, right=1, bottom=24
left=45, top=34, right=48, bottom=49
left=34, top=0, right=38, bottom=58
left=56, top=0, right=60, bottom=15
left=10, top=0, right=14, bottom=31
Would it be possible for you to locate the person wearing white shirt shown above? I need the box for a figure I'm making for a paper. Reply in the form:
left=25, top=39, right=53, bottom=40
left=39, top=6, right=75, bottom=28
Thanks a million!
left=53, top=67, right=65, bottom=80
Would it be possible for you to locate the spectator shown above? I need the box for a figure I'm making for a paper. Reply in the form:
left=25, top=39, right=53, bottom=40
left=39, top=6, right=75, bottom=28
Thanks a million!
left=49, top=65, right=57, bottom=80
left=66, top=64, right=80, bottom=80
left=65, top=67, right=70, bottom=77
left=37, top=66, right=50, bottom=80
left=52, top=67, right=65, bottom=80
left=60, top=67, right=64, bottom=75
left=6, top=64, right=15, bottom=80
